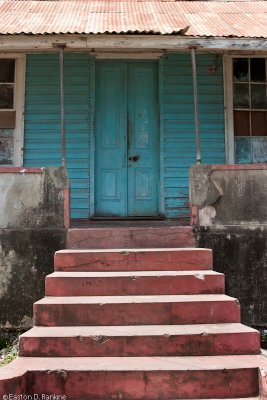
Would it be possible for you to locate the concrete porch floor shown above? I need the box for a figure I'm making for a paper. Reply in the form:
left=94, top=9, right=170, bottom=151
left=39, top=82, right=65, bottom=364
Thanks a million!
left=70, top=218, right=190, bottom=228
left=67, top=221, right=195, bottom=249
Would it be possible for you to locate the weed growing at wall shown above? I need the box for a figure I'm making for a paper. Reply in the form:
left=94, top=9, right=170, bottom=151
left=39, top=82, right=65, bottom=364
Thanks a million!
left=0, top=334, right=19, bottom=366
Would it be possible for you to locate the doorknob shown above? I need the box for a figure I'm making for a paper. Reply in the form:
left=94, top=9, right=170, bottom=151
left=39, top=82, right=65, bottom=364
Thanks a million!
left=128, top=155, right=139, bottom=162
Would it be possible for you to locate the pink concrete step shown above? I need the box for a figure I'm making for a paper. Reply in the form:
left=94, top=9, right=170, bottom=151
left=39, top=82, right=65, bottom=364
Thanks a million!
left=34, top=294, right=240, bottom=326
left=0, top=355, right=261, bottom=399
left=67, top=226, right=196, bottom=249
left=55, top=248, right=213, bottom=272
left=45, top=270, right=224, bottom=296
left=19, top=323, right=260, bottom=357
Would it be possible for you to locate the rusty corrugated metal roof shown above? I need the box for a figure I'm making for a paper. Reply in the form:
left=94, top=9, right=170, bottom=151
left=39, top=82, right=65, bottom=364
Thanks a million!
left=1, top=0, right=267, bottom=38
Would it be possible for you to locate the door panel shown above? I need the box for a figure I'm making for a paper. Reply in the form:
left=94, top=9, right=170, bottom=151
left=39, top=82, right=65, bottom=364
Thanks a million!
left=95, top=61, right=159, bottom=217
left=127, top=63, right=159, bottom=216
left=95, top=63, right=127, bottom=216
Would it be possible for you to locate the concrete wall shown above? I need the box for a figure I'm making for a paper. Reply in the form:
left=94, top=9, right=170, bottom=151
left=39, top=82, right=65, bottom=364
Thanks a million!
left=190, top=164, right=267, bottom=327
left=0, top=167, right=68, bottom=330
left=190, top=164, right=267, bottom=226
left=196, top=225, right=267, bottom=327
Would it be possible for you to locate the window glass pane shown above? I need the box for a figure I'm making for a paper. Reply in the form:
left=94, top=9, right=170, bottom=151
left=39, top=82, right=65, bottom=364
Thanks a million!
left=0, top=85, right=13, bottom=109
left=234, top=58, right=267, bottom=163
left=0, top=128, right=13, bottom=137
left=234, top=110, right=250, bottom=136
left=251, top=58, right=266, bottom=82
left=0, top=137, right=13, bottom=164
left=252, top=137, right=267, bottom=162
left=233, top=58, right=248, bottom=82
left=233, top=83, right=249, bottom=108
left=0, top=59, right=15, bottom=83
left=251, top=111, right=267, bottom=136
left=235, top=137, right=252, bottom=163
left=251, top=84, right=267, bottom=109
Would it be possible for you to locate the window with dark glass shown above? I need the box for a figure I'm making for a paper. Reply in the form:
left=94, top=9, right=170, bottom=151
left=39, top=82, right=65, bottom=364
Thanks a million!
left=233, top=58, right=267, bottom=163
left=0, top=59, right=15, bottom=165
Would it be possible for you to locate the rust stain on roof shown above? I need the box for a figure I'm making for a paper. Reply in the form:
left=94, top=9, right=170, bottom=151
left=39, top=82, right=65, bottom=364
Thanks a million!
left=0, top=0, right=267, bottom=38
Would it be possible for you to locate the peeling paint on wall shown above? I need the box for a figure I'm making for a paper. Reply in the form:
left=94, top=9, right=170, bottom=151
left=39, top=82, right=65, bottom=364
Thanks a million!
left=190, top=165, right=267, bottom=226
left=199, top=206, right=216, bottom=226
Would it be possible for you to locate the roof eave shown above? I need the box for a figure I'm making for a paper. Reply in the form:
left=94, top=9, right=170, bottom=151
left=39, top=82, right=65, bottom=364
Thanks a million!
left=0, top=33, right=267, bottom=52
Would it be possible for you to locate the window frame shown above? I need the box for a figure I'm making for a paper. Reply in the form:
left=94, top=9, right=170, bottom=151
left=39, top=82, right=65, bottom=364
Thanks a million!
left=224, top=54, right=267, bottom=164
left=0, top=54, right=25, bottom=167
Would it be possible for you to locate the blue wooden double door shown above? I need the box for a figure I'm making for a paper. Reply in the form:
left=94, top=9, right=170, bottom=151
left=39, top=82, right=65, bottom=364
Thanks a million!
left=95, top=61, right=159, bottom=217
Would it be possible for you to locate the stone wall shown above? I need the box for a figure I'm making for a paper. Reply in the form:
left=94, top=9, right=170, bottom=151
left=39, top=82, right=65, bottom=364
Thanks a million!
left=0, top=167, right=68, bottom=330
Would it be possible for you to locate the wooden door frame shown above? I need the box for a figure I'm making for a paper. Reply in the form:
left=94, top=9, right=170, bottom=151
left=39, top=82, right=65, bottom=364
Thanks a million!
left=89, top=57, right=165, bottom=218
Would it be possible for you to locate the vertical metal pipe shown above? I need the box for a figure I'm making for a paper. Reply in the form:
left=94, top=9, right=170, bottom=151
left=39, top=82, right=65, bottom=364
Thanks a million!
left=59, top=46, right=66, bottom=167
left=190, top=48, right=201, bottom=164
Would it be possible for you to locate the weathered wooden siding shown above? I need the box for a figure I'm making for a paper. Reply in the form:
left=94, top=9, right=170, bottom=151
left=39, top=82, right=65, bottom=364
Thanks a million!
left=24, top=53, right=92, bottom=219
left=161, top=53, right=225, bottom=218
left=23, top=52, right=225, bottom=220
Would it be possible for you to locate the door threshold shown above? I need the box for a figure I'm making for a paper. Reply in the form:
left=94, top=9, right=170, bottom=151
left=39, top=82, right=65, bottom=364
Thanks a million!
left=90, top=216, right=166, bottom=221
left=70, top=217, right=189, bottom=228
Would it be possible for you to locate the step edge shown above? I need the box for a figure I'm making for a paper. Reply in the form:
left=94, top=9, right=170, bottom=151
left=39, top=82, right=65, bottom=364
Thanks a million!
left=55, top=248, right=212, bottom=254
left=20, top=324, right=260, bottom=338
left=34, top=294, right=239, bottom=304
left=46, top=271, right=224, bottom=278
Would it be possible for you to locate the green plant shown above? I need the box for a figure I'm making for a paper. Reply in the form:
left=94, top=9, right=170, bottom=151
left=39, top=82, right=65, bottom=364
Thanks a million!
left=0, top=346, right=18, bottom=366
left=0, top=336, right=19, bottom=367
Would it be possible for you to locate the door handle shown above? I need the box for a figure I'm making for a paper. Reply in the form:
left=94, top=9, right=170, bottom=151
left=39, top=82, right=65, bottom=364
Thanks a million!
left=128, top=155, right=140, bottom=162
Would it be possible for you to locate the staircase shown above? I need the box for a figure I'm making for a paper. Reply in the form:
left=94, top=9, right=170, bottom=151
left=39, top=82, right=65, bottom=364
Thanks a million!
left=0, top=225, right=267, bottom=399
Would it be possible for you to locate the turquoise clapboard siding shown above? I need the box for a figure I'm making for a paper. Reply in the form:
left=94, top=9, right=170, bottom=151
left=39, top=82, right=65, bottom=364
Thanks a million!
left=23, top=52, right=225, bottom=220
left=24, top=53, right=93, bottom=219
left=161, top=53, right=225, bottom=218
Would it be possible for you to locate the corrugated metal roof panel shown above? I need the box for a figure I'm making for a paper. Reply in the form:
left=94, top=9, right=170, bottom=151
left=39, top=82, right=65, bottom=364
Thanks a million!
left=1, top=1, right=267, bottom=38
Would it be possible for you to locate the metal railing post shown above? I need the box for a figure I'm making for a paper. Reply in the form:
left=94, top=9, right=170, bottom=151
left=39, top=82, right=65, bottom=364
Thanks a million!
left=190, top=48, right=201, bottom=164
left=59, top=45, right=66, bottom=167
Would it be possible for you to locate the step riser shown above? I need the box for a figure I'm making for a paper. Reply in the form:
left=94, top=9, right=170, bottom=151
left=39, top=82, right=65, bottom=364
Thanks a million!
left=34, top=300, right=240, bottom=326
left=0, top=238, right=264, bottom=400
left=67, top=227, right=196, bottom=249
left=19, top=332, right=260, bottom=357
left=26, top=369, right=259, bottom=399
left=0, top=376, right=26, bottom=396
left=45, top=275, right=224, bottom=296
left=55, top=249, right=213, bottom=272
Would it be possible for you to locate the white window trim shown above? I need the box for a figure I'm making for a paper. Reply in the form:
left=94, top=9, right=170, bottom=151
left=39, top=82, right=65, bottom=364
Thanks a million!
left=224, top=54, right=267, bottom=164
left=223, top=55, right=234, bottom=164
left=0, top=53, right=26, bottom=167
